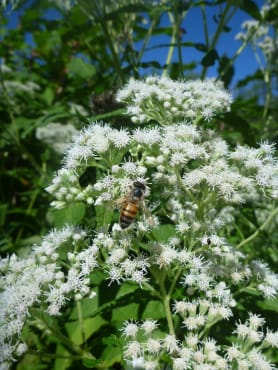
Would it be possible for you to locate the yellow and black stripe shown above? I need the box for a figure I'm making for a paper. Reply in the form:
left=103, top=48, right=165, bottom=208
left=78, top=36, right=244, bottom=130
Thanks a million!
left=120, top=201, right=139, bottom=229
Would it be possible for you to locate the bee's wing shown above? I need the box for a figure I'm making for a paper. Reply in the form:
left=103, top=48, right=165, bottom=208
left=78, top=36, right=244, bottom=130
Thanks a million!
left=114, top=197, right=127, bottom=210
left=140, top=200, right=156, bottom=226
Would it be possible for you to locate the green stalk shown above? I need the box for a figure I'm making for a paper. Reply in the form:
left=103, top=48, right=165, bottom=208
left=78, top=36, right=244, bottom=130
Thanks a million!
left=137, top=16, right=159, bottom=65
left=158, top=270, right=175, bottom=335
left=173, top=0, right=184, bottom=77
left=31, top=308, right=94, bottom=358
left=201, top=1, right=233, bottom=79
left=77, top=0, right=125, bottom=84
left=236, top=207, right=278, bottom=249
left=262, top=68, right=271, bottom=122
left=77, top=300, right=87, bottom=348
left=99, top=18, right=125, bottom=84
left=163, top=12, right=176, bottom=77
left=217, top=19, right=263, bottom=83
left=201, top=4, right=209, bottom=48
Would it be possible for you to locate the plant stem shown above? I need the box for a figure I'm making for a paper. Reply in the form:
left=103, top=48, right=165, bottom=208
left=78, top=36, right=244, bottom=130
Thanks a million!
left=137, top=16, right=159, bottom=65
left=201, top=2, right=233, bottom=79
left=236, top=207, right=278, bottom=249
left=100, top=18, right=125, bottom=84
left=201, top=4, right=209, bottom=48
left=31, top=309, right=92, bottom=357
left=158, top=270, right=175, bottom=335
left=163, top=12, right=176, bottom=77
left=173, top=0, right=184, bottom=77
left=217, top=19, right=263, bottom=83
left=77, top=300, right=87, bottom=348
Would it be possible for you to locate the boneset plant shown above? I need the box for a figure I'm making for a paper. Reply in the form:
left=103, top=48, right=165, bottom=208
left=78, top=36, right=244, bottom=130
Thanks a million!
left=1, top=76, right=278, bottom=369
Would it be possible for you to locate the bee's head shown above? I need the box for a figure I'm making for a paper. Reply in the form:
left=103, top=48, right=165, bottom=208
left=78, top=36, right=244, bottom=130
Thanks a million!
left=133, top=181, right=146, bottom=191
left=132, top=181, right=146, bottom=199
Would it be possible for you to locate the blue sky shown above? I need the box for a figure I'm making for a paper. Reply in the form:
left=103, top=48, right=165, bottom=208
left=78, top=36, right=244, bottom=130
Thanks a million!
left=141, top=2, right=265, bottom=87
left=4, top=1, right=265, bottom=90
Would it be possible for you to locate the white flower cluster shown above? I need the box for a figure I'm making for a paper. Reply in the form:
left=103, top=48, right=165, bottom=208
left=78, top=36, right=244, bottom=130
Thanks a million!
left=235, top=1, right=278, bottom=62
left=3, top=76, right=278, bottom=368
left=122, top=315, right=278, bottom=370
left=116, top=76, right=232, bottom=124
left=94, top=233, right=150, bottom=286
left=36, top=122, right=79, bottom=154
left=46, top=121, right=278, bottom=214
left=2, top=80, right=40, bottom=95
left=0, top=226, right=97, bottom=367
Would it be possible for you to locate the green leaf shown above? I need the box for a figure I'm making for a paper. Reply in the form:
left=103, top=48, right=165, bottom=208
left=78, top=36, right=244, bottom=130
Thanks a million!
left=239, top=0, right=261, bottom=20
left=116, top=282, right=139, bottom=300
left=67, top=57, right=96, bottom=79
left=218, top=55, right=234, bottom=88
left=194, top=43, right=207, bottom=52
left=66, top=315, right=107, bottom=345
left=142, top=300, right=165, bottom=320
left=111, top=302, right=139, bottom=322
left=82, top=357, right=101, bottom=369
left=257, top=298, right=278, bottom=313
left=264, top=5, right=278, bottom=21
left=49, top=203, right=86, bottom=227
left=201, top=49, right=219, bottom=67
left=150, top=224, right=176, bottom=241
left=100, top=344, right=122, bottom=368
left=0, top=203, right=8, bottom=226
left=54, top=344, right=72, bottom=370
left=42, top=87, right=55, bottom=106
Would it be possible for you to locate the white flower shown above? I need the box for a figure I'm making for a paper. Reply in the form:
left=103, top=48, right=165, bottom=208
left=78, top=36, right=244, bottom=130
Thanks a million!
left=247, top=349, right=274, bottom=370
left=124, top=341, right=142, bottom=359
left=264, top=330, right=278, bottom=348
left=121, top=321, right=139, bottom=338
left=36, top=122, right=78, bottom=154
left=172, top=357, right=189, bottom=370
left=185, top=334, right=198, bottom=348
left=163, top=334, right=180, bottom=353
left=146, top=338, right=161, bottom=354
left=116, top=76, right=232, bottom=125
left=141, top=320, right=158, bottom=335
left=248, top=313, right=265, bottom=330
left=108, top=129, right=130, bottom=148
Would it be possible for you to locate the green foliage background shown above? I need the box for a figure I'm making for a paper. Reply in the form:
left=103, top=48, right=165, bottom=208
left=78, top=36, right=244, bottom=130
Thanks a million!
left=0, top=0, right=278, bottom=369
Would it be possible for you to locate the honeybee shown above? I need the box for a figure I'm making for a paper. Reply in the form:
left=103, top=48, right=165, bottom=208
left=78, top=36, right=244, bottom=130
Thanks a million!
left=119, top=181, right=146, bottom=229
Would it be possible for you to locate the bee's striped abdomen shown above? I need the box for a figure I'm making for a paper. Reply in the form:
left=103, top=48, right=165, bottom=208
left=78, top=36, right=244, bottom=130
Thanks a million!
left=120, top=201, right=139, bottom=229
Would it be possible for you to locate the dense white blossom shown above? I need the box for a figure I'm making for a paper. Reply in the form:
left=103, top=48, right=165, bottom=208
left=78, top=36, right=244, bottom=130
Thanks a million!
left=116, top=76, right=232, bottom=124
left=0, top=226, right=97, bottom=365
left=36, top=122, right=79, bottom=154
left=2, top=76, right=278, bottom=369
